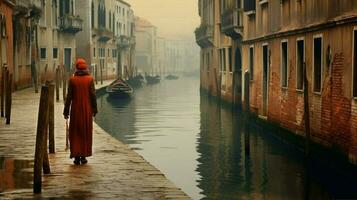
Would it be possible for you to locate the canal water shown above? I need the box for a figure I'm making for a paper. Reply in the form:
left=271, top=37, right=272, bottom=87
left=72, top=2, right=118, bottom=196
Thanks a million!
left=95, top=77, right=357, bottom=200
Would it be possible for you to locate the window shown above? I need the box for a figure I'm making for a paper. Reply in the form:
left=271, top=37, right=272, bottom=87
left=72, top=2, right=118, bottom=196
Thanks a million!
left=53, top=48, right=58, bottom=59
left=296, top=39, right=304, bottom=90
left=313, top=36, right=323, bottom=93
left=93, top=48, right=96, bottom=57
left=249, top=46, right=254, bottom=80
left=281, top=41, right=288, bottom=87
left=353, top=29, right=357, bottom=97
left=108, top=49, right=110, bottom=57
left=40, top=48, right=46, bottom=60
left=52, top=0, right=58, bottom=27
left=219, top=49, right=224, bottom=72
left=228, top=47, right=232, bottom=72
left=40, top=0, right=46, bottom=26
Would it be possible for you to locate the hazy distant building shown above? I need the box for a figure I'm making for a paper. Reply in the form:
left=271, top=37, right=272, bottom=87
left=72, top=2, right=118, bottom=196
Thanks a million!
left=135, top=16, right=157, bottom=74
left=76, top=0, right=135, bottom=80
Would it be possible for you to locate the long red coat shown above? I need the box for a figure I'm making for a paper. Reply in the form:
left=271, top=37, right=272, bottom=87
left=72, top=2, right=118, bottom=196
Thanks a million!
left=63, top=71, right=97, bottom=158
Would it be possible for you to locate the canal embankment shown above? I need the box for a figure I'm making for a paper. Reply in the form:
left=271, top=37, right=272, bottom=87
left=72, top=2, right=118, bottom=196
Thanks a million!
left=200, top=87, right=357, bottom=182
left=0, top=81, right=190, bottom=199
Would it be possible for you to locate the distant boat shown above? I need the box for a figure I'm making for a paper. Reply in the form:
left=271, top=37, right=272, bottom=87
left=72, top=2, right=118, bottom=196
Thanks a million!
left=127, top=74, right=145, bottom=88
left=106, top=78, right=134, bottom=98
left=165, top=75, right=179, bottom=80
left=145, top=75, right=161, bottom=84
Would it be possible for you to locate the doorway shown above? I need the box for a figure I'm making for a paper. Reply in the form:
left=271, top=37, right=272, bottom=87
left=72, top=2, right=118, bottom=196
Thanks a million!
left=64, top=48, right=72, bottom=72
left=262, top=44, right=269, bottom=116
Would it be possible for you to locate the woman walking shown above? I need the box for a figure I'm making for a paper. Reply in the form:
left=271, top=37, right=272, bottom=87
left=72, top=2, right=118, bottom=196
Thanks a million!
left=63, top=58, right=98, bottom=165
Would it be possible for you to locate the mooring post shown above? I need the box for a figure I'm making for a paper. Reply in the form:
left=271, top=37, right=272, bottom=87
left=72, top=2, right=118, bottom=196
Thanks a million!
left=33, top=86, right=50, bottom=194
left=244, top=71, right=251, bottom=156
left=48, top=83, right=55, bottom=154
left=55, top=67, right=60, bottom=102
left=62, top=70, right=67, bottom=101
left=100, top=66, right=103, bottom=85
left=5, top=73, right=12, bottom=125
left=4, top=68, right=8, bottom=119
left=95, top=65, right=98, bottom=85
left=303, top=63, right=311, bottom=157
left=0, top=65, right=6, bottom=117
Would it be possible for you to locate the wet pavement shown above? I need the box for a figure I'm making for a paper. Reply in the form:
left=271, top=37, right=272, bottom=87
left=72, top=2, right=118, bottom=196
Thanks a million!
left=0, top=81, right=189, bottom=199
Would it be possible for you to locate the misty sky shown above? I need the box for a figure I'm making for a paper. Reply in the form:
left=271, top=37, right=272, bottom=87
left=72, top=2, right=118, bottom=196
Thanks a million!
left=126, top=0, right=200, bottom=40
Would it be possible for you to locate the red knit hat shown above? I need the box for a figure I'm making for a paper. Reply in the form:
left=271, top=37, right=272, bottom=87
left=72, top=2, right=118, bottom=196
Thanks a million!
left=76, top=58, right=88, bottom=70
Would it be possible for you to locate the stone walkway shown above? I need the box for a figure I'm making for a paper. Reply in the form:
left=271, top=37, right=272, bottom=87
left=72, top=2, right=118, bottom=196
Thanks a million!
left=0, top=81, right=190, bottom=199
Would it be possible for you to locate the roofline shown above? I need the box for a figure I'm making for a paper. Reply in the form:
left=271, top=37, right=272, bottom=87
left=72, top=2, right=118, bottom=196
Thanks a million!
left=116, top=0, right=131, bottom=7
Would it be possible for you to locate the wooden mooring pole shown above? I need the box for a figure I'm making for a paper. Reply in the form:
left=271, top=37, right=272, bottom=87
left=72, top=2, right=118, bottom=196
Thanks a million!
left=244, top=71, right=250, bottom=156
left=62, top=70, right=67, bottom=101
left=1, top=65, right=6, bottom=117
left=48, top=83, right=55, bottom=153
left=100, top=66, right=103, bottom=85
left=4, top=68, right=8, bottom=119
left=55, top=67, right=60, bottom=102
left=303, top=63, right=311, bottom=157
left=5, top=72, right=12, bottom=125
left=33, top=86, right=50, bottom=194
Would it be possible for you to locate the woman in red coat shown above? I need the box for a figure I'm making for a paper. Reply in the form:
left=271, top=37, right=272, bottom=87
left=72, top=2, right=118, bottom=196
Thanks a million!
left=63, top=58, right=98, bottom=165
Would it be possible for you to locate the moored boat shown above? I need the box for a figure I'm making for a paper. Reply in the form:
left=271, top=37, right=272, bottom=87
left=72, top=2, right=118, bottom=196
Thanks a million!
left=165, top=75, right=179, bottom=80
left=145, top=75, right=161, bottom=84
left=106, top=78, right=134, bottom=98
left=127, top=74, right=145, bottom=88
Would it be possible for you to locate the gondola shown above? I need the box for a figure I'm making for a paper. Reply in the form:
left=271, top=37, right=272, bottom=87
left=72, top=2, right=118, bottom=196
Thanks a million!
left=106, top=78, right=134, bottom=98
left=127, top=74, right=145, bottom=88
left=165, top=75, right=179, bottom=80
left=145, top=75, right=161, bottom=84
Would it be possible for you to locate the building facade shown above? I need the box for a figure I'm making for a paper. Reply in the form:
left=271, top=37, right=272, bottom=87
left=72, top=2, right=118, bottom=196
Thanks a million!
left=76, top=0, right=135, bottom=81
left=0, top=0, right=14, bottom=91
left=37, top=0, right=82, bottom=83
left=197, top=0, right=357, bottom=164
left=135, top=16, right=157, bottom=74
left=13, top=0, right=42, bottom=89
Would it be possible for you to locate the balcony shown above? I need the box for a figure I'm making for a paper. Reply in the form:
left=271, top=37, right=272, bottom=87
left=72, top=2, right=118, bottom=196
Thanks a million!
left=29, top=0, right=42, bottom=15
left=116, top=35, right=130, bottom=48
left=14, top=0, right=41, bottom=16
left=59, top=15, right=83, bottom=34
left=221, top=9, right=243, bottom=39
left=195, top=24, right=213, bottom=48
left=93, top=27, right=113, bottom=42
left=130, top=36, right=136, bottom=45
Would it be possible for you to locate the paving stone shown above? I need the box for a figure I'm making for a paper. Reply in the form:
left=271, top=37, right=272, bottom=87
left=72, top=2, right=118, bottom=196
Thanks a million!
left=0, top=83, right=190, bottom=199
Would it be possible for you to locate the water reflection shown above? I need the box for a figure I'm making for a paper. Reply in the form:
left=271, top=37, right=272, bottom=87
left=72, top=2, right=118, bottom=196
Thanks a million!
left=0, top=157, right=33, bottom=193
left=95, top=78, right=357, bottom=200
left=198, top=97, right=357, bottom=200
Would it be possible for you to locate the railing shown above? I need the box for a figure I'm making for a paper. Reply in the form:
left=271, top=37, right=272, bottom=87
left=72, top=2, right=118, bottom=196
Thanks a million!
left=116, top=35, right=131, bottom=48
left=195, top=24, right=213, bottom=41
left=130, top=36, right=136, bottom=45
left=59, top=15, right=83, bottom=34
left=93, top=27, right=113, bottom=42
